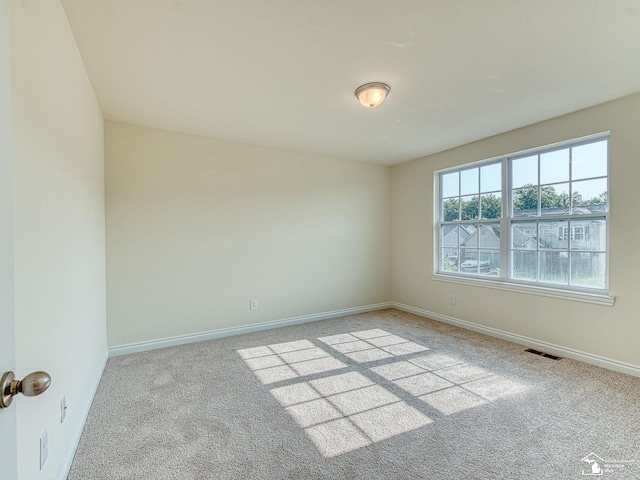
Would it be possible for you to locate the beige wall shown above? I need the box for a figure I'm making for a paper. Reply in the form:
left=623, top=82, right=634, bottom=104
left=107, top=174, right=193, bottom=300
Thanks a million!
left=391, top=93, right=640, bottom=367
left=11, top=0, right=107, bottom=478
left=105, top=121, right=391, bottom=347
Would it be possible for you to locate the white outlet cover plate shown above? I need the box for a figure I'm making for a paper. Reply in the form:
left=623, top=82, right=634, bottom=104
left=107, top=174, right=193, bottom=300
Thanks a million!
left=40, top=430, right=48, bottom=470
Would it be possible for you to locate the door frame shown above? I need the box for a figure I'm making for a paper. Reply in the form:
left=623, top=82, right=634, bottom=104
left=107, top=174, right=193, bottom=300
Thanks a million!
left=0, top=0, right=18, bottom=478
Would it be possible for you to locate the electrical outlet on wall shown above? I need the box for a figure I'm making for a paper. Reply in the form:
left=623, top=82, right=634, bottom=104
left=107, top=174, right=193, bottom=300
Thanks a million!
left=61, top=395, right=67, bottom=423
left=250, top=299, right=258, bottom=310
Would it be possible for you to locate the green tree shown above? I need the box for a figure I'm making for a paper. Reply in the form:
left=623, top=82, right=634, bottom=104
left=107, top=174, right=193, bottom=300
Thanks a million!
left=599, top=191, right=608, bottom=204
left=480, top=194, right=502, bottom=219
left=443, top=198, right=460, bottom=221
left=446, top=194, right=501, bottom=220
left=449, top=185, right=598, bottom=220
left=577, top=191, right=608, bottom=206
left=513, top=186, right=538, bottom=211
left=461, top=196, right=479, bottom=220
left=514, top=184, right=570, bottom=212
left=443, top=254, right=457, bottom=271
left=546, top=186, right=569, bottom=208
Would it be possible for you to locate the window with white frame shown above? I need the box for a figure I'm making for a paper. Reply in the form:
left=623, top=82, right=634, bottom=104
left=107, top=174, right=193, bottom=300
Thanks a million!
left=437, top=134, right=609, bottom=293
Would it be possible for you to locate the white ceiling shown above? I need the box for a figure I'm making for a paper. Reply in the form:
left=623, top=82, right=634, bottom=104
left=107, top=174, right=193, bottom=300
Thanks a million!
left=61, top=0, right=640, bottom=166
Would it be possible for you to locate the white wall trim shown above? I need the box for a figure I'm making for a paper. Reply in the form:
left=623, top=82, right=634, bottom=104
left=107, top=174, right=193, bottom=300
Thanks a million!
left=108, top=302, right=394, bottom=357
left=392, top=302, right=640, bottom=378
left=56, top=351, right=109, bottom=480
left=431, top=274, right=615, bottom=307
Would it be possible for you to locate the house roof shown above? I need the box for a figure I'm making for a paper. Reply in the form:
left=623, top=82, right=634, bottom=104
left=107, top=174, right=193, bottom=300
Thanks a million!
left=60, top=1, right=640, bottom=165
left=514, top=204, right=608, bottom=217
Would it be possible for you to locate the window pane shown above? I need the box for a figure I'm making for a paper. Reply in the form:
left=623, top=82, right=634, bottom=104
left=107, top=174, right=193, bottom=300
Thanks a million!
left=479, top=224, right=500, bottom=248
left=512, top=251, right=537, bottom=280
left=443, top=198, right=460, bottom=221
left=512, top=155, right=537, bottom=189
left=572, top=178, right=608, bottom=214
left=540, top=183, right=570, bottom=216
left=480, top=193, right=501, bottom=219
left=460, top=195, right=479, bottom=220
left=459, top=251, right=479, bottom=274
left=442, top=248, right=459, bottom=272
left=480, top=163, right=501, bottom=192
left=540, top=148, right=570, bottom=184
left=460, top=225, right=477, bottom=247
left=441, top=225, right=459, bottom=247
left=539, top=220, right=568, bottom=250
left=442, top=172, right=459, bottom=197
left=479, top=250, right=500, bottom=276
left=571, top=252, right=605, bottom=288
left=570, top=219, right=606, bottom=251
left=539, top=251, right=569, bottom=284
left=512, top=222, right=537, bottom=250
left=512, top=187, right=538, bottom=217
left=572, top=140, right=607, bottom=180
left=460, top=168, right=479, bottom=196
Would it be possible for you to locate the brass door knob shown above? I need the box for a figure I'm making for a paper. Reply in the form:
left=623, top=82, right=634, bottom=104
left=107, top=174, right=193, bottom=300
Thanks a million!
left=1, top=371, right=51, bottom=409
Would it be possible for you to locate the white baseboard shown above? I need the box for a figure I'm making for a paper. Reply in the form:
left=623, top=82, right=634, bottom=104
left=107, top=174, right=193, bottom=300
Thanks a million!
left=108, top=302, right=394, bottom=357
left=109, top=300, right=640, bottom=376
left=392, top=302, right=640, bottom=378
left=56, top=350, right=109, bottom=480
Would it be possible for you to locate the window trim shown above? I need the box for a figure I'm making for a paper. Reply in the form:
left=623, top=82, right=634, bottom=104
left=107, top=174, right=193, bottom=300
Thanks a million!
left=434, top=132, right=613, bottom=305
left=431, top=272, right=615, bottom=306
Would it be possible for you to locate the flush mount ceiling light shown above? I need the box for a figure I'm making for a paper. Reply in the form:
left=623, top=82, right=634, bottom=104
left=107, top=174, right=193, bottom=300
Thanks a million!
left=355, top=82, right=390, bottom=108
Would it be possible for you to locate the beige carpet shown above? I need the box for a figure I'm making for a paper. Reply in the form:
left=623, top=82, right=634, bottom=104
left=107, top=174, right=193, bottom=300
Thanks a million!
left=68, top=309, right=640, bottom=479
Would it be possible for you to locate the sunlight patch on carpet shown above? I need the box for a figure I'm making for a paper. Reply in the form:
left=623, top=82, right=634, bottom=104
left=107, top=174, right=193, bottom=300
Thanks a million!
left=319, top=329, right=429, bottom=363
left=270, top=372, right=432, bottom=457
left=419, top=386, right=487, bottom=415
left=238, top=329, right=528, bottom=457
left=237, top=341, right=348, bottom=385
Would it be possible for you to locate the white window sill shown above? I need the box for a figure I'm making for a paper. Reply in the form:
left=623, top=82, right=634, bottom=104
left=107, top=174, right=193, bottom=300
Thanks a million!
left=431, top=273, right=615, bottom=307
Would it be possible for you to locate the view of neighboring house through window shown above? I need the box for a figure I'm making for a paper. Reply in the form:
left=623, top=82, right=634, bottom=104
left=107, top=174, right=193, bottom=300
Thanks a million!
left=438, top=134, right=609, bottom=293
